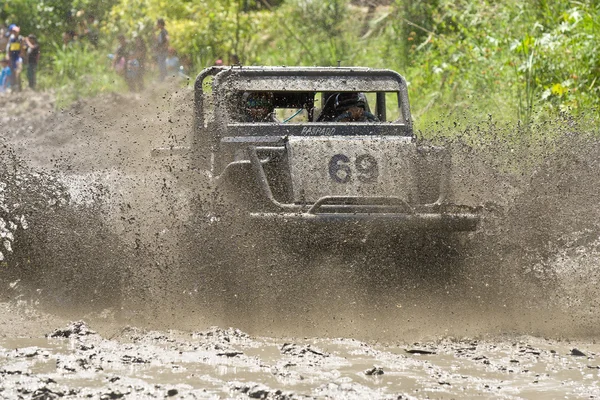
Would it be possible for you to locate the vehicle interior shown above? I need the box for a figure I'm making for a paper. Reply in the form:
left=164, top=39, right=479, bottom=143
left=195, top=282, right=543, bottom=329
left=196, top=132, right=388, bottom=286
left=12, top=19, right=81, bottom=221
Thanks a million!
left=230, top=90, right=404, bottom=124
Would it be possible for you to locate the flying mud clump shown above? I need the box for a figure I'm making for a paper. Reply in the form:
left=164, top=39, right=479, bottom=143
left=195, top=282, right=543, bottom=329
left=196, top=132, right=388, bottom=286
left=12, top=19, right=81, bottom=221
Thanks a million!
left=0, top=141, right=127, bottom=311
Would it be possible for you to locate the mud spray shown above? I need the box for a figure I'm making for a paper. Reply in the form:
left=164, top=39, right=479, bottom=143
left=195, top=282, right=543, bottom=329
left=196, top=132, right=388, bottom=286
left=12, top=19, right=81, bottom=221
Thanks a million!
left=1, top=89, right=599, bottom=343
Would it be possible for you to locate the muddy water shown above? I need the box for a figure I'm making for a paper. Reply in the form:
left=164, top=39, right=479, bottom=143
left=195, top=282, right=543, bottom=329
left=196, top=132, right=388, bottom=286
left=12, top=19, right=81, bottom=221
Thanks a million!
left=2, top=312, right=600, bottom=399
left=2, top=87, right=600, bottom=398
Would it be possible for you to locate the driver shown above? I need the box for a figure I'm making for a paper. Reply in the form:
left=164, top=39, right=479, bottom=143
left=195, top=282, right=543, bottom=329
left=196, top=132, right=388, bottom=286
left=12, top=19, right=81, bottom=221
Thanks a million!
left=317, top=92, right=378, bottom=122
left=241, top=91, right=277, bottom=122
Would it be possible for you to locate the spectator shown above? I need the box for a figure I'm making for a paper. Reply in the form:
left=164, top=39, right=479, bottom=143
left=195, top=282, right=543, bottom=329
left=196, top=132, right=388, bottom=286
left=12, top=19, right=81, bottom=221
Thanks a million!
left=165, top=47, right=180, bottom=75
left=215, top=58, right=224, bottom=66
left=24, top=34, right=40, bottom=90
left=6, top=25, right=23, bottom=91
left=134, top=37, right=147, bottom=71
left=0, top=26, right=8, bottom=58
left=14, top=54, right=23, bottom=91
left=128, top=36, right=147, bottom=92
left=62, top=30, right=76, bottom=47
left=154, top=18, right=169, bottom=81
left=0, top=58, right=11, bottom=92
left=180, top=54, right=192, bottom=75
left=83, top=15, right=99, bottom=47
left=230, top=53, right=240, bottom=65
left=112, top=34, right=128, bottom=78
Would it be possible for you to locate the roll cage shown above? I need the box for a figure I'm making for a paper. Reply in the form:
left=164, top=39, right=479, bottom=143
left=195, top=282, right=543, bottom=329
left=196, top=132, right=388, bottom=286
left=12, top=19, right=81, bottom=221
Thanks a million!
left=193, top=66, right=413, bottom=139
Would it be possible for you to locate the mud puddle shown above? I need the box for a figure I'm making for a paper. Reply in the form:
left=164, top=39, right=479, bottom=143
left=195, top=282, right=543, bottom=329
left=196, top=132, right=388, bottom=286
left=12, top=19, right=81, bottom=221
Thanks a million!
left=2, top=315, right=600, bottom=399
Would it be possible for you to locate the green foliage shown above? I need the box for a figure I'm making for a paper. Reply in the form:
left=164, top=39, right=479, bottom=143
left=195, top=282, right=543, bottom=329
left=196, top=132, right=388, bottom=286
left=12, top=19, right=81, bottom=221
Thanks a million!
left=4, top=0, right=600, bottom=129
left=106, top=0, right=263, bottom=67
left=1, top=0, right=118, bottom=45
left=267, top=0, right=351, bottom=65
left=247, top=0, right=397, bottom=68
left=390, top=0, right=600, bottom=129
left=2, top=0, right=70, bottom=43
left=38, top=43, right=123, bottom=107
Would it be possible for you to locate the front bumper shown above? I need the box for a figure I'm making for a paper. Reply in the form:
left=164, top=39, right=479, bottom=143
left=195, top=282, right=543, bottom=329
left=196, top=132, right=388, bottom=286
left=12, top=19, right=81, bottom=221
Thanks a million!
left=244, top=145, right=480, bottom=233
left=249, top=209, right=479, bottom=233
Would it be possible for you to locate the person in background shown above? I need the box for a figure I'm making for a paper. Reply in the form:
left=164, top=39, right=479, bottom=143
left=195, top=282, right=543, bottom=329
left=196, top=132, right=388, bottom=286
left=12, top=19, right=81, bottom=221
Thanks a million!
left=229, top=54, right=240, bottom=65
left=0, top=58, right=11, bottom=92
left=13, top=54, right=23, bottom=91
left=112, top=34, right=129, bottom=80
left=84, top=15, right=99, bottom=47
left=24, top=34, right=40, bottom=90
left=6, top=25, right=22, bottom=91
left=179, top=54, right=192, bottom=76
left=129, top=36, right=147, bottom=92
left=0, top=26, right=8, bottom=58
left=62, top=30, right=76, bottom=46
left=154, top=18, right=169, bottom=81
left=165, top=47, right=180, bottom=76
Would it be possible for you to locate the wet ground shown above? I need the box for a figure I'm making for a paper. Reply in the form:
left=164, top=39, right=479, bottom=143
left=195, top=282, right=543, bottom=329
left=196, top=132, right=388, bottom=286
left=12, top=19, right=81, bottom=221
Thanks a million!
left=2, top=305, right=600, bottom=399
left=1, top=86, right=600, bottom=399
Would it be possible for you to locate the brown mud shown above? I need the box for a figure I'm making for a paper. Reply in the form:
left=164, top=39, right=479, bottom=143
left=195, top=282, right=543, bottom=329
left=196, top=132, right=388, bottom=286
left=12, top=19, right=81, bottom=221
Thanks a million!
left=2, top=314, right=600, bottom=398
left=1, top=86, right=600, bottom=398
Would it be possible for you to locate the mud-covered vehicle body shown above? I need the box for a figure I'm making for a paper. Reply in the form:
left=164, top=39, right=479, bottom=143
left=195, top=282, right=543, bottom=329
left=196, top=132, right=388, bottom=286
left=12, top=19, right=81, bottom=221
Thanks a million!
left=192, top=66, right=479, bottom=240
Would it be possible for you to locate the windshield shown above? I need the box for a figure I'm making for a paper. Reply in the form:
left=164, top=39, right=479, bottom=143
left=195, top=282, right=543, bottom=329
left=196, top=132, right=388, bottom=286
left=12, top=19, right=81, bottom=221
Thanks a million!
left=228, top=91, right=405, bottom=124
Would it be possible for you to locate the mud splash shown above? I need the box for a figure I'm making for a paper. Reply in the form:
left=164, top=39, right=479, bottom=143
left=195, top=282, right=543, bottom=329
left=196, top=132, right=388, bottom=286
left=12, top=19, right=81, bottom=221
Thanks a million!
left=178, top=127, right=600, bottom=340
left=0, top=142, right=129, bottom=310
left=1, top=87, right=600, bottom=340
left=2, top=86, right=600, bottom=398
left=427, top=125, right=600, bottom=337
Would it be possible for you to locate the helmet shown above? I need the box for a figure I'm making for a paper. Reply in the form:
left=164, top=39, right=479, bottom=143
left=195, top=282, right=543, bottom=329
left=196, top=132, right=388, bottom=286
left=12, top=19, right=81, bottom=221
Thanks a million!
left=317, top=92, right=372, bottom=122
left=333, top=92, right=367, bottom=111
left=243, top=92, right=273, bottom=108
left=241, top=92, right=274, bottom=121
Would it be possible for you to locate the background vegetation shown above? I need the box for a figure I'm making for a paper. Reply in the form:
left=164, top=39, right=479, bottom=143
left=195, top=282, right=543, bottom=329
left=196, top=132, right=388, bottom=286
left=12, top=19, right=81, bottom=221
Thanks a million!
left=2, top=0, right=600, bottom=130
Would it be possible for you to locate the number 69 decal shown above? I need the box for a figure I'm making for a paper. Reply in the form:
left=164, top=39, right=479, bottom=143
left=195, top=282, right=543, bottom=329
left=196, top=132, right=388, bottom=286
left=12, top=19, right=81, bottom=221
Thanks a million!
left=328, top=153, right=379, bottom=183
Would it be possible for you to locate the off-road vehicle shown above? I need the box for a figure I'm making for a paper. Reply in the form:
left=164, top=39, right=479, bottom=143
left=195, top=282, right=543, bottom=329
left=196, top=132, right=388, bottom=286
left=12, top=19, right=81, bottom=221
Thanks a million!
left=176, top=66, right=483, bottom=328
left=191, top=66, right=479, bottom=243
